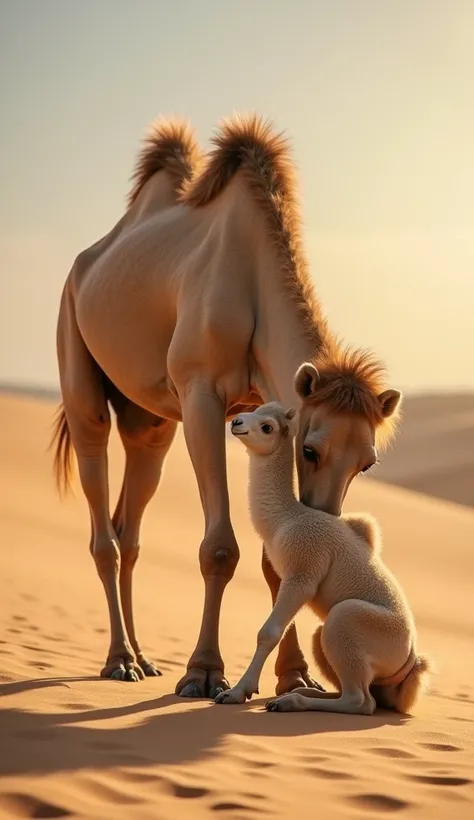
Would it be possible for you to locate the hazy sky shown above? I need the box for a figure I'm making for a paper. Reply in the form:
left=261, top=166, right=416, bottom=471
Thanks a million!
left=1, top=0, right=473, bottom=393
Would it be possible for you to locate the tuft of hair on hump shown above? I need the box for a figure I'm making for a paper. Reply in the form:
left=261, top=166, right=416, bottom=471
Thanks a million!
left=128, top=117, right=202, bottom=206
left=310, top=345, right=402, bottom=450
left=181, top=113, right=330, bottom=349
left=343, top=513, right=381, bottom=553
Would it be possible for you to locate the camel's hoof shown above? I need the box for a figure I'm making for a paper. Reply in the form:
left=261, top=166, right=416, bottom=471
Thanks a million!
left=101, top=660, right=145, bottom=682
left=209, top=685, right=225, bottom=700
left=276, top=670, right=325, bottom=696
left=124, top=667, right=142, bottom=682
left=178, top=682, right=203, bottom=699
left=139, top=660, right=162, bottom=677
left=176, top=668, right=230, bottom=699
left=214, top=687, right=247, bottom=705
left=265, top=697, right=291, bottom=712
left=110, top=666, right=127, bottom=681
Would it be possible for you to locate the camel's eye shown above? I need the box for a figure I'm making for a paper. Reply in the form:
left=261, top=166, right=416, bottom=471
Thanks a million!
left=303, top=445, right=319, bottom=465
left=360, top=461, right=377, bottom=474
left=261, top=423, right=273, bottom=434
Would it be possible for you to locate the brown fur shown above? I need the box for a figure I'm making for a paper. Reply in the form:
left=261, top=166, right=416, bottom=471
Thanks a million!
left=52, top=111, right=403, bottom=698
left=311, top=346, right=401, bottom=450
left=182, top=113, right=331, bottom=350
left=128, top=118, right=202, bottom=206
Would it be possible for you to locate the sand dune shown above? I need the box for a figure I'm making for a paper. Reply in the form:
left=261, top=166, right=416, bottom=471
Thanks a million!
left=373, top=393, right=474, bottom=508
left=1, top=393, right=474, bottom=820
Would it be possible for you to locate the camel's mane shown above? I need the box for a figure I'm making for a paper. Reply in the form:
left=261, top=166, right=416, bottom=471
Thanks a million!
left=128, top=118, right=202, bottom=206
left=181, top=113, right=331, bottom=351
left=309, top=347, right=400, bottom=449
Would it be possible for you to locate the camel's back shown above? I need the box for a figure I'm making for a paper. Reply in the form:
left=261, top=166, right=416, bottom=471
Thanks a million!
left=62, top=173, right=261, bottom=415
left=283, top=510, right=413, bottom=623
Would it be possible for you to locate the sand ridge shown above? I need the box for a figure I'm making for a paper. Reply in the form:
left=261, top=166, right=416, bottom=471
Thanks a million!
left=1, top=394, right=473, bottom=819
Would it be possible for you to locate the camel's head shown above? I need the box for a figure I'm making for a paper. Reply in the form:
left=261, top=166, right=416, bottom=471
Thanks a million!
left=230, top=403, right=296, bottom=456
left=294, top=349, right=402, bottom=517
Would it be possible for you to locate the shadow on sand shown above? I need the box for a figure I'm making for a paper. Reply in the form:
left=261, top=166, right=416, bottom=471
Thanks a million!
left=1, top=675, right=408, bottom=777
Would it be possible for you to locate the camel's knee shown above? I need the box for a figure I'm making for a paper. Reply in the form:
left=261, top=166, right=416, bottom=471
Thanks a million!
left=67, top=407, right=111, bottom=456
left=257, top=620, right=284, bottom=652
left=199, top=529, right=240, bottom=580
left=93, top=536, right=120, bottom=580
left=120, top=542, right=140, bottom=572
left=344, top=688, right=376, bottom=715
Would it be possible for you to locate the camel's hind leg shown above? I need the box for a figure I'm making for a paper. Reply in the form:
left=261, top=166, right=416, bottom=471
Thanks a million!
left=266, top=600, right=406, bottom=715
left=112, top=399, right=177, bottom=676
left=57, top=287, right=142, bottom=681
left=311, top=624, right=340, bottom=689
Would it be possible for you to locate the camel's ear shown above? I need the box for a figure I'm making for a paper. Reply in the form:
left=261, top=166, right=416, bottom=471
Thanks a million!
left=285, top=407, right=296, bottom=420
left=378, top=389, right=402, bottom=418
left=294, top=363, right=320, bottom=399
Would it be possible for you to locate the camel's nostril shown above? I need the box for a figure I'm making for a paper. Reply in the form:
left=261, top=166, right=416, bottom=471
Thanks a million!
left=231, top=418, right=243, bottom=427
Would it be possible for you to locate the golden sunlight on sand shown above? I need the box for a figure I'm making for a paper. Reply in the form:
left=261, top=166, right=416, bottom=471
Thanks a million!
left=1, top=394, right=473, bottom=819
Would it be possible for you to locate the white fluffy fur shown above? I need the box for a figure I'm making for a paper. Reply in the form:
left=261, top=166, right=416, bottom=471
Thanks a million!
left=215, top=402, right=431, bottom=715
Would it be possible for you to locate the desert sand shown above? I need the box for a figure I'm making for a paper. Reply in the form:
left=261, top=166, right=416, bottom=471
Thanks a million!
left=373, top=393, right=474, bottom=509
left=1, top=392, right=473, bottom=820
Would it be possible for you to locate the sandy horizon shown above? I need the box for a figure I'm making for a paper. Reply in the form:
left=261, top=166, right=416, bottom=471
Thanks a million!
left=1, top=392, right=473, bottom=819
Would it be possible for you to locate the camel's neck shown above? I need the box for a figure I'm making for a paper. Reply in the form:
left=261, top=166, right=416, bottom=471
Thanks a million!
left=248, top=439, right=302, bottom=544
left=216, top=175, right=334, bottom=409
left=252, top=240, right=332, bottom=411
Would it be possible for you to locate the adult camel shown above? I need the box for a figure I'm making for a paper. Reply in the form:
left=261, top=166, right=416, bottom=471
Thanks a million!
left=51, top=114, right=401, bottom=698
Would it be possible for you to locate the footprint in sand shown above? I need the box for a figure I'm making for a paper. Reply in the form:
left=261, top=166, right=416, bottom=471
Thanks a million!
left=349, top=794, right=411, bottom=813
left=308, top=767, right=355, bottom=780
left=419, top=743, right=461, bottom=752
left=28, top=661, right=54, bottom=670
left=456, top=691, right=473, bottom=702
left=62, top=702, right=95, bottom=711
left=408, top=775, right=471, bottom=787
left=0, top=793, right=71, bottom=818
left=167, top=783, right=210, bottom=799
left=449, top=716, right=474, bottom=723
left=117, top=770, right=161, bottom=784
left=367, top=747, right=415, bottom=759
left=212, top=802, right=266, bottom=813
left=294, top=754, right=329, bottom=764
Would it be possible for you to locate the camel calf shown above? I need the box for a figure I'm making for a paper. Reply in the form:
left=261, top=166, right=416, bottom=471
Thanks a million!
left=216, top=396, right=431, bottom=715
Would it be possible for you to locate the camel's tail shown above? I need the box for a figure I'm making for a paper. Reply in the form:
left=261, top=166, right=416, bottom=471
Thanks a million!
left=373, top=654, right=433, bottom=715
left=49, top=403, right=74, bottom=496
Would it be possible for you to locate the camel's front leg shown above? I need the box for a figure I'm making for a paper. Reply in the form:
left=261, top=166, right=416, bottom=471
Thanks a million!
left=215, top=576, right=314, bottom=704
left=175, top=382, right=239, bottom=699
left=262, top=549, right=324, bottom=695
